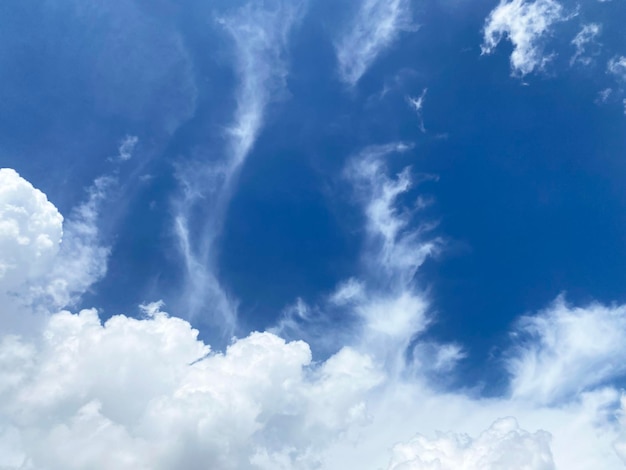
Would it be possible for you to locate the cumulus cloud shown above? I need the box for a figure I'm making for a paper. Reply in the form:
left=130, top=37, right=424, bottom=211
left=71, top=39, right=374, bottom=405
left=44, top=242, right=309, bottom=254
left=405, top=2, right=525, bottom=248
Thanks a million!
left=335, top=0, right=416, bottom=86
left=386, top=417, right=554, bottom=470
left=173, top=0, right=305, bottom=334
left=0, top=169, right=63, bottom=293
left=0, top=168, right=111, bottom=335
left=482, top=0, right=568, bottom=76
left=0, top=305, right=382, bottom=470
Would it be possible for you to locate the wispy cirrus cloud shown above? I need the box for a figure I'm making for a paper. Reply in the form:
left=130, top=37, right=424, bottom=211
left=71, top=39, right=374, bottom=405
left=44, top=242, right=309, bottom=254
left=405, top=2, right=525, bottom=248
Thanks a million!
left=173, top=0, right=306, bottom=336
left=335, top=0, right=416, bottom=86
left=570, top=23, right=602, bottom=66
left=508, top=296, right=626, bottom=405
left=482, top=0, right=569, bottom=76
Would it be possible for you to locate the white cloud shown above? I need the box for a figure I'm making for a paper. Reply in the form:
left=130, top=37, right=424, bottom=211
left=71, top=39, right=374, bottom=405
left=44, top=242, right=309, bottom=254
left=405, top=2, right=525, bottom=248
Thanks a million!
left=346, top=144, right=440, bottom=285
left=335, top=0, right=416, bottom=86
left=507, top=296, right=626, bottom=405
left=3, top=169, right=626, bottom=468
left=173, top=0, right=305, bottom=334
left=0, top=306, right=382, bottom=470
left=34, top=176, right=112, bottom=311
left=386, top=417, right=554, bottom=470
left=0, top=169, right=110, bottom=333
left=608, top=55, right=626, bottom=81
left=0, top=169, right=63, bottom=293
left=115, top=135, right=138, bottom=161
left=570, top=23, right=601, bottom=66
left=406, top=89, right=428, bottom=132
left=482, top=0, right=567, bottom=76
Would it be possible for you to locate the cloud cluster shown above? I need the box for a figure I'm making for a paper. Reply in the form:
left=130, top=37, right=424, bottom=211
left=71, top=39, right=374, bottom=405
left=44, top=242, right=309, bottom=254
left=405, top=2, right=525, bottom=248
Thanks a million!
left=0, top=305, right=381, bottom=470
left=335, top=0, right=416, bottom=86
left=482, top=0, right=567, bottom=76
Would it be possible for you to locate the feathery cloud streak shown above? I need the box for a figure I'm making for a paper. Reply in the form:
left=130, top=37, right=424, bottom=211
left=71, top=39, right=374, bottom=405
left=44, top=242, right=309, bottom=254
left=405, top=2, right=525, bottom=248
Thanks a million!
left=335, top=0, right=416, bottom=86
left=173, top=1, right=305, bottom=334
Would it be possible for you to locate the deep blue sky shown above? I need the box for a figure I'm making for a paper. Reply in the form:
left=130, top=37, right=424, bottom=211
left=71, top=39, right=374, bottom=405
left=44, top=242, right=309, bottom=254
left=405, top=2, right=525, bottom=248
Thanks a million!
left=2, top=0, right=626, bottom=382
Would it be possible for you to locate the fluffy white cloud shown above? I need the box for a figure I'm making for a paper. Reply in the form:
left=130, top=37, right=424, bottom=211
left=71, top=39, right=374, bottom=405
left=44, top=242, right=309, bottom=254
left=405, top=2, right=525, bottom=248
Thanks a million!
left=386, top=417, right=554, bottom=470
left=0, top=306, right=382, bottom=470
left=335, top=0, right=416, bottom=86
left=482, top=0, right=567, bottom=76
left=0, top=169, right=63, bottom=292
left=0, top=168, right=110, bottom=334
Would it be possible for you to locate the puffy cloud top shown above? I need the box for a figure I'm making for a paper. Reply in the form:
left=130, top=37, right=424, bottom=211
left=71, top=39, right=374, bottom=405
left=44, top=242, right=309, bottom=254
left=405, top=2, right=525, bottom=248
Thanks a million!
left=387, top=418, right=554, bottom=470
left=0, top=168, right=63, bottom=292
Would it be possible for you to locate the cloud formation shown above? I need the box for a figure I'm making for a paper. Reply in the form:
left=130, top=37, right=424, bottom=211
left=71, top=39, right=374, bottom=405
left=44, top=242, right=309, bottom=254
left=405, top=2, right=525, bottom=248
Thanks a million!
left=335, top=0, right=416, bottom=86
left=3, top=169, right=626, bottom=469
left=608, top=55, right=626, bottom=81
left=115, top=135, right=138, bottom=161
left=482, top=0, right=567, bottom=76
left=387, top=418, right=554, bottom=470
left=507, top=296, right=626, bottom=405
left=173, top=0, right=305, bottom=335
left=0, top=169, right=63, bottom=293
left=570, top=23, right=601, bottom=66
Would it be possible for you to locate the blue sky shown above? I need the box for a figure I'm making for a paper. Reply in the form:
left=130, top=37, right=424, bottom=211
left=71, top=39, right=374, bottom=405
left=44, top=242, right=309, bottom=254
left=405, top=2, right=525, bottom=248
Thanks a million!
left=2, top=0, right=626, bottom=468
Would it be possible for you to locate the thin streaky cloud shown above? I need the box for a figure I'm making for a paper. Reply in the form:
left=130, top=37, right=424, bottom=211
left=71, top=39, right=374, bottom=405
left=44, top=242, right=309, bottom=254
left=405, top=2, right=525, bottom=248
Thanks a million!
left=172, top=0, right=306, bottom=334
left=335, top=0, right=416, bottom=86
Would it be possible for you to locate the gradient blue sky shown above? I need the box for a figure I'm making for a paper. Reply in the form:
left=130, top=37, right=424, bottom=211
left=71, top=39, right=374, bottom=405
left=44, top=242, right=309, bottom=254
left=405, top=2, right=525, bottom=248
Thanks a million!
left=2, top=0, right=626, bottom=468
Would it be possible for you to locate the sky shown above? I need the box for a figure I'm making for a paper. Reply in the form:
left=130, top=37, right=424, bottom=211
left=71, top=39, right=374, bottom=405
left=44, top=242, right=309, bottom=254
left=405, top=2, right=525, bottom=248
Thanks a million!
left=1, top=0, right=626, bottom=468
